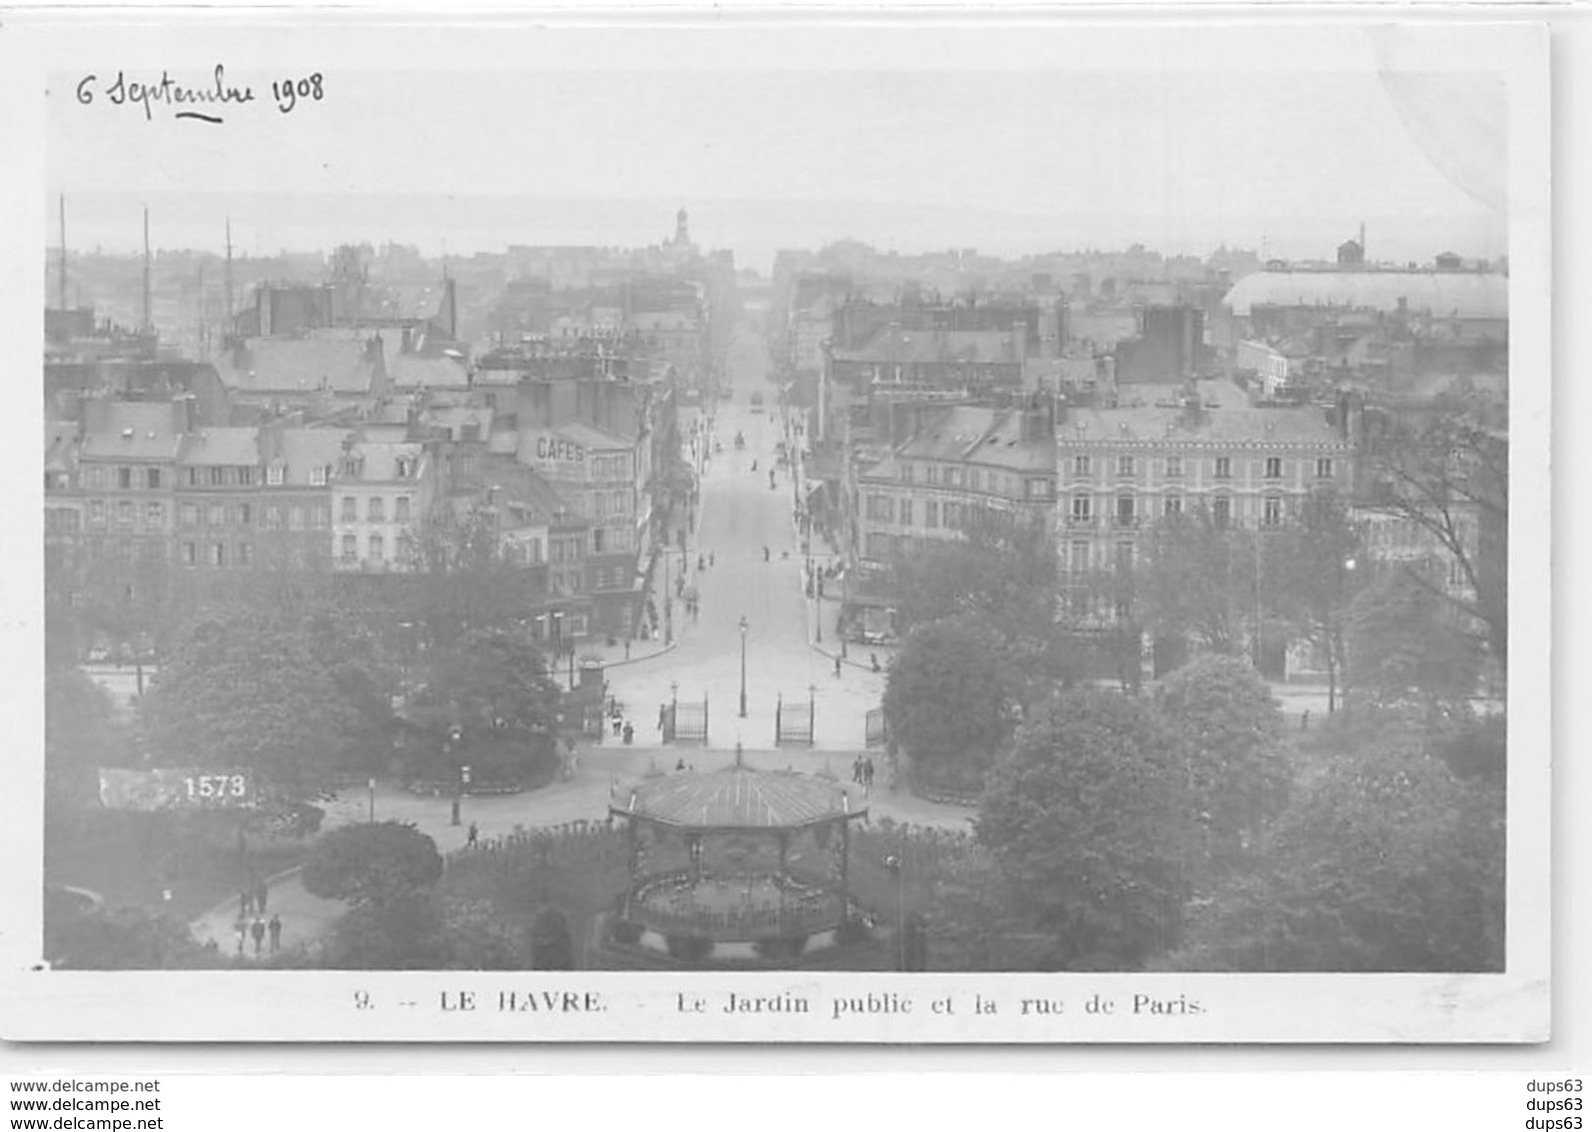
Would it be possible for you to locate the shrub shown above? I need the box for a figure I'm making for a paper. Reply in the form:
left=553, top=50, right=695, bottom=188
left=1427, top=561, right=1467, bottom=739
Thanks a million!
left=609, top=919, right=643, bottom=947
left=665, top=933, right=713, bottom=962
left=834, top=918, right=870, bottom=946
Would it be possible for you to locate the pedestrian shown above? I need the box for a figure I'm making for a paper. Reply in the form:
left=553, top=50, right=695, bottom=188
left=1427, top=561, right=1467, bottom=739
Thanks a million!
left=1301, top=709, right=1310, bottom=731
left=763, top=546, right=770, bottom=562
left=467, top=821, right=479, bottom=848
left=834, top=655, right=842, bottom=678
left=238, top=889, right=252, bottom=919
left=658, top=704, right=668, bottom=732
left=255, top=878, right=269, bottom=915
left=250, top=916, right=266, bottom=956
left=234, top=918, right=247, bottom=956
left=676, top=758, right=687, bottom=771
left=852, top=756, right=862, bottom=784
left=709, top=551, right=715, bottom=567
left=624, top=639, right=631, bottom=660
left=268, top=914, right=282, bottom=953
left=752, top=459, right=758, bottom=472
left=865, top=757, right=876, bottom=788
left=623, top=721, right=634, bottom=745
left=612, top=715, right=623, bottom=737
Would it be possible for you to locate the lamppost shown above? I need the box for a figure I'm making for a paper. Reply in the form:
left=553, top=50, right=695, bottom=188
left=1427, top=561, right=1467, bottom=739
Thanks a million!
left=738, top=614, right=749, bottom=718
left=1330, top=555, right=1358, bottom=713
left=447, top=724, right=464, bottom=826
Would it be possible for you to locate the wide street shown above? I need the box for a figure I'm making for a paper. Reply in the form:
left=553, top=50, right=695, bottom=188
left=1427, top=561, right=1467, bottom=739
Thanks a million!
left=189, top=320, right=964, bottom=955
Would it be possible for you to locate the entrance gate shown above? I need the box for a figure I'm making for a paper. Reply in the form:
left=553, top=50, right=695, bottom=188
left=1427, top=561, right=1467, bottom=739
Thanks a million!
left=775, top=690, right=816, bottom=747
left=864, top=707, right=889, bottom=749
left=665, top=695, right=710, bottom=746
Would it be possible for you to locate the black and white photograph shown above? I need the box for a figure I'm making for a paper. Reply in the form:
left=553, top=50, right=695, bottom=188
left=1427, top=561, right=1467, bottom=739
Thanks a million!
left=0, top=12, right=1551, bottom=1043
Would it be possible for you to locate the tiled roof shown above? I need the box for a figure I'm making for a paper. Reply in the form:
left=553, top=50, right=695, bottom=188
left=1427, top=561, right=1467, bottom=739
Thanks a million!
left=274, top=428, right=352, bottom=486
left=613, top=766, right=864, bottom=830
left=79, top=402, right=184, bottom=461
left=349, top=440, right=426, bottom=483
left=180, top=427, right=260, bottom=467
left=1224, top=270, right=1507, bottom=319
left=837, top=327, right=1023, bottom=366
left=1059, top=403, right=1347, bottom=447
left=390, top=353, right=469, bottom=389
left=215, top=336, right=380, bottom=394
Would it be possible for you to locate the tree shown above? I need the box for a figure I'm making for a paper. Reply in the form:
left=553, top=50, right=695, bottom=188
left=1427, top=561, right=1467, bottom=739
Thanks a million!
left=1154, top=655, right=1292, bottom=877
left=326, top=889, right=448, bottom=970
left=882, top=620, right=1016, bottom=787
left=301, top=821, right=443, bottom=907
left=1138, top=507, right=1252, bottom=657
left=406, top=628, right=562, bottom=786
left=1361, top=391, right=1507, bottom=665
left=46, top=669, right=125, bottom=813
left=1264, top=493, right=1368, bottom=711
left=1346, top=569, right=1481, bottom=710
left=1171, top=734, right=1504, bottom=972
left=139, top=609, right=370, bottom=801
left=976, top=689, right=1194, bottom=967
left=44, top=901, right=216, bottom=970
left=529, top=905, right=575, bottom=969
left=404, top=502, right=545, bottom=647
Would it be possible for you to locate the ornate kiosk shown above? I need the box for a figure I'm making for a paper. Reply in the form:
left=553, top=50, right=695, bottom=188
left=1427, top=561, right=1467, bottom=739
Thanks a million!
left=606, top=761, right=871, bottom=965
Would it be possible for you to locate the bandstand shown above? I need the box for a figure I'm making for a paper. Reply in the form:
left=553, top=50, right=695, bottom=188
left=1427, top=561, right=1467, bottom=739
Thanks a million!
left=607, top=761, right=871, bottom=965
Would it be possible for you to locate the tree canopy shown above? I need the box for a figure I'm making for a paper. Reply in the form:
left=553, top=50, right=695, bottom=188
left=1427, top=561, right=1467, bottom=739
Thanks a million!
left=882, top=619, right=1017, bottom=780
left=1137, top=507, right=1252, bottom=656
left=1347, top=569, right=1481, bottom=709
left=1155, top=655, right=1291, bottom=875
left=139, top=609, right=373, bottom=800
left=976, top=689, right=1194, bottom=967
left=1171, top=732, right=1504, bottom=972
left=301, top=821, right=444, bottom=907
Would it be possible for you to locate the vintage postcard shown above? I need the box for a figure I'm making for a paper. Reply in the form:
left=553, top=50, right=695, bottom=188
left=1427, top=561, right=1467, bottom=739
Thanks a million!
left=0, top=11, right=1550, bottom=1042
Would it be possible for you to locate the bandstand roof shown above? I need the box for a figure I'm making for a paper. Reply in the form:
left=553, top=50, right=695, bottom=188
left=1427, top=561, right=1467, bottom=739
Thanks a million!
left=613, top=766, right=865, bottom=831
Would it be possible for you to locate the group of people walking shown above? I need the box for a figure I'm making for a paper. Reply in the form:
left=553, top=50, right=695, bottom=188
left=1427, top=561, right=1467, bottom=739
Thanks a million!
left=234, top=879, right=283, bottom=957
left=851, top=755, right=878, bottom=790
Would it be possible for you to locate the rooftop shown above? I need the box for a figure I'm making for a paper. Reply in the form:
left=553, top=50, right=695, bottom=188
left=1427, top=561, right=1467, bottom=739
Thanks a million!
left=215, top=334, right=381, bottom=395
left=1223, top=270, right=1507, bottom=320
left=179, top=427, right=261, bottom=467
left=836, top=326, right=1025, bottom=367
left=612, top=765, right=865, bottom=831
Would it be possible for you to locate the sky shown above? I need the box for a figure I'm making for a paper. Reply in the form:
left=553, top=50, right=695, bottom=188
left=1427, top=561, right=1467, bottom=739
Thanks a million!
left=43, top=26, right=1510, bottom=272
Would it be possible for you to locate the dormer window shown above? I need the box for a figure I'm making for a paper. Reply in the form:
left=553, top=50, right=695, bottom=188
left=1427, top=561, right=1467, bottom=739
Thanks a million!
left=267, top=463, right=285, bottom=486
left=310, top=465, right=329, bottom=486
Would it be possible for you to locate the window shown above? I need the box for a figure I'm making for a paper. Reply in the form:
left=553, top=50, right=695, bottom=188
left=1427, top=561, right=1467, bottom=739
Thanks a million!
left=237, top=542, right=252, bottom=567
left=369, top=534, right=384, bottom=561
left=88, top=500, right=105, bottom=525
left=145, top=502, right=163, bottom=525
left=1117, top=454, right=1136, bottom=477
left=146, top=468, right=161, bottom=489
left=1073, top=454, right=1091, bottom=477
left=1070, top=540, right=1090, bottom=572
left=289, top=506, right=304, bottom=530
left=1214, top=456, right=1232, bottom=480
left=1028, top=479, right=1053, bottom=500
left=395, top=497, right=410, bottom=522
left=1213, top=496, right=1232, bottom=528
left=1316, top=457, right=1334, bottom=479
left=341, top=497, right=358, bottom=522
left=1264, top=456, right=1283, bottom=480
left=551, top=539, right=565, bottom=563
left=267, top=464, right=285, bottom=486
left=209, top=505, right=225, bottom=527
left=901, top=463, right=915, bottom=483
left=1115, top=540, right=1135, bottom=567
left=341, top=534, right=357, bottom=559
left=398, top=534, right=416, bottom=563
left=1164, top=493, right=1183, bottom=517
left=316, top=504, right=330, bottom=528
left=210, top=542, right=226, bottom=568
left=180, top=504, right=198, bottom=526
left=1116, top=494, right=1135, bottom=526
left=925, top=501, right=939, bottom=528
left=1262, top=496, right=1284, bottom=527
left=310, top=465, right=329, bottom=486
left=368, top=497, right=385, bottom=523
left=395, top=457, right=413, bottom=479
left=1165, top=454, right=1183, bottom=478
left=237, top=467, right=255, bottom=486
left=946, top=467, right=963, bottom=488
left=866, top=495, right=894, bottom=522
left=186, top=468, right=200, bottom=487
left=592, top=528, right=606, bottom=554
left=209, top=466, right=226, bottom=487
left=238, top=503, right=252, bottom=526
left=118, top=467, right=132, bottom=489
left=967, top=470, right=980, bottom=491
left=183, top=542, right=197, bottom=567
left=117, top=501, right=133, bottom=526
left=900, top=499, right=914, bottom=526
left=266, top=506, right=283, bottom=530
left=926, top=465, right=940, bottom=485
left=1071, top=494, right=1092, bottom=523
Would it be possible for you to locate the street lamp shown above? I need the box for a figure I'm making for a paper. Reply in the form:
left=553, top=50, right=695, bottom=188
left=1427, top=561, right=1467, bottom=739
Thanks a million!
left=885, top=852, right=906, bottom=971
left=738, top=614, right=749, bottom=718
left=1331, top=555, right=1359, bottom=713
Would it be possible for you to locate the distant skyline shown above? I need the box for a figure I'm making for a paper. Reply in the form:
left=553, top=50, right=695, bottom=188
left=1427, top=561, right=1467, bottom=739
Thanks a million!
left=46, top=53, right=1507, bottom=275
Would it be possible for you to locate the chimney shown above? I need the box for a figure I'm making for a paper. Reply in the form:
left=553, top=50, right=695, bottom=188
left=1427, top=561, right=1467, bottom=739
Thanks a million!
left=1181, top=379, right=1204, bottom=429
